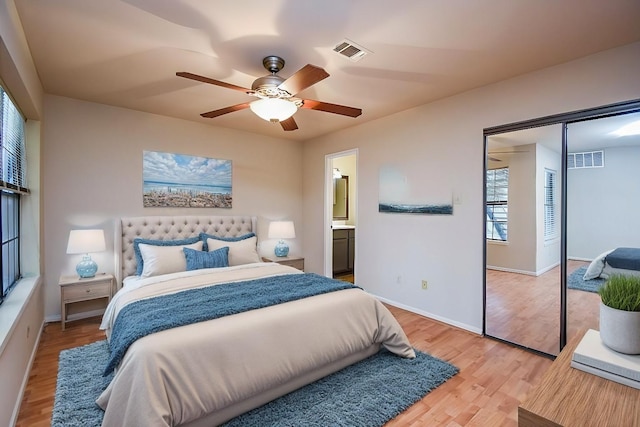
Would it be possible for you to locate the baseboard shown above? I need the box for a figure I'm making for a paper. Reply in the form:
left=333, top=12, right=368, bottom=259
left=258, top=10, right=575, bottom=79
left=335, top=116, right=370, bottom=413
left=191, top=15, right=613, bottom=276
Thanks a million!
left=45, top=308, right=105, bottom=324
left=487, top=265, right=537, bottom=276
left=10, top=320, right=44, bottom=427
left=373, top=295, right=482, bottom=335
left=536, top=261, right=560, bottom=276
left=569, top=256, right=592, bottom=262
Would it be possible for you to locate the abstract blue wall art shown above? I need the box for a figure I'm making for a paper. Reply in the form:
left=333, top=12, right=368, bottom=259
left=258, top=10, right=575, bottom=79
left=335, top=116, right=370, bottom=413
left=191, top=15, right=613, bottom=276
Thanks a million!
left=378, top=166, right=453, bottom=215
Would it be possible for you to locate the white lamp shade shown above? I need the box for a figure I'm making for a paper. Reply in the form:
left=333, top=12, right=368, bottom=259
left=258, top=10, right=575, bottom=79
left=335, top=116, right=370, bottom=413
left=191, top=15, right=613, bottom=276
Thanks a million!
left=268, top=221, right=296, bottom=239
left=250, top=98, right=297, bottom=122
left=66, top=229, right=106, bottom=254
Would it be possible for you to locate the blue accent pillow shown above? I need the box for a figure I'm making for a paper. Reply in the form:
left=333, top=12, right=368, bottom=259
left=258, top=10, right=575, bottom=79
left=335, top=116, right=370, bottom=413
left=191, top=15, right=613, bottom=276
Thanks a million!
left=133, top=236, right=201, bottom=276
left=199, top=232, right=256, bottom=252
left=183, top=246, right=229, bottom=270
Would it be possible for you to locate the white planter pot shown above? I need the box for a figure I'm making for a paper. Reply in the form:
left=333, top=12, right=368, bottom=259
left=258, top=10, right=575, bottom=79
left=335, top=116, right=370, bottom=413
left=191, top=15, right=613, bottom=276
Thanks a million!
left=599, top=302, right=640, bottom=355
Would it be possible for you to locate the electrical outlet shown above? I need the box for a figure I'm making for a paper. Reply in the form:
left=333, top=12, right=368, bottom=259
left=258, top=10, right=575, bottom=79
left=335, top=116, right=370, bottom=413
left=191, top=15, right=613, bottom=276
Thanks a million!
left=421, top=280, right=428, bottom=290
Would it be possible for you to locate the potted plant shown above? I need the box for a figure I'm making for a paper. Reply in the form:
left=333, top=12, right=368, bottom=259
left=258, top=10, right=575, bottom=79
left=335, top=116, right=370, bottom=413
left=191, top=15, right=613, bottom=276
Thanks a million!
left=598, top=274, right=640, bottom=354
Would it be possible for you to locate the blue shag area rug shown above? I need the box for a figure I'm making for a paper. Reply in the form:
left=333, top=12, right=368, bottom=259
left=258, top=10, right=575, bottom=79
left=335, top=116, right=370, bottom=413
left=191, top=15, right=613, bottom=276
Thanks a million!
left=52, top=340, right=458, bottom=427
left=567, top=266, right=606, bottom=293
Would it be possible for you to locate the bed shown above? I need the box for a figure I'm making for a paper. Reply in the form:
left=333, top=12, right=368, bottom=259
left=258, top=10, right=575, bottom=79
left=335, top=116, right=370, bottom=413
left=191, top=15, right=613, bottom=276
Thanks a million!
left=583, top=247, right=640, bottom=280
left=96, top=215, right=415, bottom=427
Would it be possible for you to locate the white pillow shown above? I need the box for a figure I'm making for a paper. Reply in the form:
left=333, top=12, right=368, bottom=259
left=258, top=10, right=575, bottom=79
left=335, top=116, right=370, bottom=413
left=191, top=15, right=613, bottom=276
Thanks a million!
left=583, top=249, right=613, bottom=280
left=138, top=241, right=203, bottom=278
left=207, top=236, right=260, bottom=266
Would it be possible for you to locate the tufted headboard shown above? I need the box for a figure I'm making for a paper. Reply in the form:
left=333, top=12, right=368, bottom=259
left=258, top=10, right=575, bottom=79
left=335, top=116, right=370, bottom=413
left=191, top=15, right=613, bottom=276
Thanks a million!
left=116, top=215, right=257, bottom=287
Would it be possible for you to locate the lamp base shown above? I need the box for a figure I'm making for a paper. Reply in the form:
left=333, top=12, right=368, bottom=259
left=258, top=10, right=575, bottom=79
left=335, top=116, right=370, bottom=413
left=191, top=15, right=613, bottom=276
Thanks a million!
left=76, top=255, right=98, bottom=278
left=274, top=240, right=290, bottom=257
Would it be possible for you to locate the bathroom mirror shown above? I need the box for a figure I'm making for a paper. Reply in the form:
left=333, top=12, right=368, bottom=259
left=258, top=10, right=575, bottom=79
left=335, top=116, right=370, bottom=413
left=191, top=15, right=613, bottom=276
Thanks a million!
left=333, top=176, right=349, bottom=220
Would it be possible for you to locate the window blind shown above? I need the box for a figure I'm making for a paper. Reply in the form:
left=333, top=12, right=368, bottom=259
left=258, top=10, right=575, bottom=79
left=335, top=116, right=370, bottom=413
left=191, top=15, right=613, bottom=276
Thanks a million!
left=544, top=169, right=557, bottom=240
left=1, top=88, right=29, bottom=194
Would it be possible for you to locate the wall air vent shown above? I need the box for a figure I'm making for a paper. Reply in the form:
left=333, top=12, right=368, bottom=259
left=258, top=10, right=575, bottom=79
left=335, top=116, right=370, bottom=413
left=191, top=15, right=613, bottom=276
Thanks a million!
left=568, top=150, right=604, bottom=169
left=333, top=39, right=371, bottom=62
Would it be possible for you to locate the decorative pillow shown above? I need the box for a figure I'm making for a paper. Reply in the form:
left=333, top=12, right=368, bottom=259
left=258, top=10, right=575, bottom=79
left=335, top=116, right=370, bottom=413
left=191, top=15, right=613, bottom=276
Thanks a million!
left=206, top=235, right=260, bottom=266
left=583, top=249, right=614, bottom=280
left=138, top=241, right=203, bottom=278
left=133, top=236, right=201, bottom=276
left=199, top=232, right=256, bottom=252
left=184, top=246, right=229, bottom=271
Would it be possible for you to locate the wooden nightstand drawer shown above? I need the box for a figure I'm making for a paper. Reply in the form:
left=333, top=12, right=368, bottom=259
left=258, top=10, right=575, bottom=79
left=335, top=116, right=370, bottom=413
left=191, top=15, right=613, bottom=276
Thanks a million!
left=60, top=274, right=114, bottom=331
left=262, top=256, right=305, bottom=272
left=63, top=281, right=111, bottom=302
left=280, top=258, right=304, bottom=271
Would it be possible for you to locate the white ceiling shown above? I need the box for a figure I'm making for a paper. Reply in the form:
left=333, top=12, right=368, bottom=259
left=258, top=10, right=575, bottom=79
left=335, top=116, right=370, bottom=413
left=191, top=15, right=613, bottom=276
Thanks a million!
left=14, top=0, right=640, bottom=141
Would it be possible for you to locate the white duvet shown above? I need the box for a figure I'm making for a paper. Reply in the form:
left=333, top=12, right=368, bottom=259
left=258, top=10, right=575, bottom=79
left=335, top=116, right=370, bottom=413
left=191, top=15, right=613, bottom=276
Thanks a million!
left=97, top=263, right=415, bottom=426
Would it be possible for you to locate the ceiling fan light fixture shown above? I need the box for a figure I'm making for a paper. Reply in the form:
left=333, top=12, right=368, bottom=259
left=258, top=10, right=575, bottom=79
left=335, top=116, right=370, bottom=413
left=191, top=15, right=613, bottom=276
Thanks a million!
left=250, top=98, right=297, bottom=123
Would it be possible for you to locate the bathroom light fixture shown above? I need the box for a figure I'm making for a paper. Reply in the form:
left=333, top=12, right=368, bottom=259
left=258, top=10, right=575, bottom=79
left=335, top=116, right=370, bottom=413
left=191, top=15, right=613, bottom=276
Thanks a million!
left=249, top=98, right=298, bottom=123
left=333, top=168, right=342, bottom=179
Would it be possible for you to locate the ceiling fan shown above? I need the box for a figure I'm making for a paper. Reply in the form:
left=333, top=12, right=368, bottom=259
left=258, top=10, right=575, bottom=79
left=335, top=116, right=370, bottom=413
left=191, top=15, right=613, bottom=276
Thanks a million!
left=177, top=56, right=362, bottom=131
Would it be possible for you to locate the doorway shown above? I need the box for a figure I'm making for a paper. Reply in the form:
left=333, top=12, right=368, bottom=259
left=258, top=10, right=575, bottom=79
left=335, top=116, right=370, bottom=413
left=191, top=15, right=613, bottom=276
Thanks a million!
left=325, top=149, right=358, bottom=284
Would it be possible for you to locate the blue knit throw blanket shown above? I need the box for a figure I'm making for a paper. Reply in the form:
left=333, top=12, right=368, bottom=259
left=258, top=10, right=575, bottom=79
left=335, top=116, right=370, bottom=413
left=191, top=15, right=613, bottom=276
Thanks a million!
left=104, top=273, right=358, bottom=375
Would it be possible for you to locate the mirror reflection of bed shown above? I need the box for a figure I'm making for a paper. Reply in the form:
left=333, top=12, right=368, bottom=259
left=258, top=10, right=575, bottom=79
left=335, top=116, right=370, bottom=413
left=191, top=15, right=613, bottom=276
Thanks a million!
left=485, top=109, right=640, bottom=357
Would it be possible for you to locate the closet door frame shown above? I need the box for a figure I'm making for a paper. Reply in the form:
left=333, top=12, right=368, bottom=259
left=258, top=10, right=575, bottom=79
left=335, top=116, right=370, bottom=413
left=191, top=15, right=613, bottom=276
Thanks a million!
left=482, top=98, right=640, bottom=357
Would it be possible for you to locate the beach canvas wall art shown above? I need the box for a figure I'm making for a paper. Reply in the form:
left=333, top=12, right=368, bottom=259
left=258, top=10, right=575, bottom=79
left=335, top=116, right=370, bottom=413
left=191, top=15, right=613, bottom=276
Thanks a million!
left=378, top=165, right=453, bottom=215
left=143, top=151, right=232, bottom=208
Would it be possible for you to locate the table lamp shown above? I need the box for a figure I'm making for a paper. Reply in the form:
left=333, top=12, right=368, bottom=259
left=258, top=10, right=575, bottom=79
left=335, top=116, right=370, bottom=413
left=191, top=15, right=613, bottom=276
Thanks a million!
left=268, top=221, right=295, bottom=257
left=66, top=229, right=106, bottom=278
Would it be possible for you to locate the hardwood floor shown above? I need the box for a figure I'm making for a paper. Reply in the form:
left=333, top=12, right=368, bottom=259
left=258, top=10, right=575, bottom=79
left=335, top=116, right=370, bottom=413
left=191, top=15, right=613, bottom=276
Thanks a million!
left=16, top=317, right=106, bottom=427
left=334, top=272, right=355, bottom=283
left=16, top=309, right=551, bottom=426
left=486, top=260, right=600, bottom=356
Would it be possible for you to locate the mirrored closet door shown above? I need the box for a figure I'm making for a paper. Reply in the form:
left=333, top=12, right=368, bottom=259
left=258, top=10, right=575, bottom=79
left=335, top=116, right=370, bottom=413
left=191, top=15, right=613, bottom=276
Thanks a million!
left=484, top=99, right=640, bottom=357
left=485, top=124, right=563, bottom=356
left=565, top=111, right=640, bottom=348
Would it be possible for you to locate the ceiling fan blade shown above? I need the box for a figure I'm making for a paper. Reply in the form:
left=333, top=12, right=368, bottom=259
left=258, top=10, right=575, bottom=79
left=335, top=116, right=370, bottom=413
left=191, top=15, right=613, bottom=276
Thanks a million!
left=278, top=65, right=329, bottom=95
left=301, top=99, right=362, bottom=117
left=177, top=72, right=253, bottom=94
left=280, top=117, right=298, bottom=131
left=488, top=156, right=502, bottom=162
left=201, top=103, right=251, bottom=118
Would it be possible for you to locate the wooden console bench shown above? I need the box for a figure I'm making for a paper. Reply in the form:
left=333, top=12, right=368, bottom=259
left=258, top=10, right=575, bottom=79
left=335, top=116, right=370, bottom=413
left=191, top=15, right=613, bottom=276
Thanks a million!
left=518, top=329, right=640, bottom=426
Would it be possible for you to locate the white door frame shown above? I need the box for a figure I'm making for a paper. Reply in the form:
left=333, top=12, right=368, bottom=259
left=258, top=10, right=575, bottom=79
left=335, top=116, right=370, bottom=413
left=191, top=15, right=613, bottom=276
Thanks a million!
left=324, top=149, right=358, bottom=278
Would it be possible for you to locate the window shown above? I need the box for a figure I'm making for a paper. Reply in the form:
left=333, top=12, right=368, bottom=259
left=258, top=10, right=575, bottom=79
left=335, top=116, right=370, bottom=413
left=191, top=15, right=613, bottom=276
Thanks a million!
left=544, top=169, right=557, bottom=241
left=486, top=167, right=508, bottom=241
left=0, top=85, right=28, bottom=306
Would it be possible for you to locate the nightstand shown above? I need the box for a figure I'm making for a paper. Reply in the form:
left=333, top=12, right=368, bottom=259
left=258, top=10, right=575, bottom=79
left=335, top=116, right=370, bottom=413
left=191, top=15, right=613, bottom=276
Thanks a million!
left=262, top=255, right=305, bottom=271
left=59, top=273, right=114, bottom=330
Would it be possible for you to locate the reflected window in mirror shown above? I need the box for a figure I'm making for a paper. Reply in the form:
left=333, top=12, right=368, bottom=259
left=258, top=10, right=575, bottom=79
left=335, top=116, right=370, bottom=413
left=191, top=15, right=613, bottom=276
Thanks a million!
left=333, top=175, right=349, bottom=220
left=486, top=167, right=509, bottom=241
left=544, top=168, right=558, bottom=241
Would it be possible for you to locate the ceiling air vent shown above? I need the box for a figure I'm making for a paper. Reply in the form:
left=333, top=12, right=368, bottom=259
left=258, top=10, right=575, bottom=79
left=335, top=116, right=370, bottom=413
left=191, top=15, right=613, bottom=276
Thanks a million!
left=333, top=39, right=371, bottom=62
left=568, top=150, right=604, bottom=169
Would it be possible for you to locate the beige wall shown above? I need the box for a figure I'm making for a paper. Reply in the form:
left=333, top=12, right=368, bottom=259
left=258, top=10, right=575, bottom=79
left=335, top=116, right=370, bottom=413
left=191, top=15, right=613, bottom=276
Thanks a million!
left=302, top=42, right=640, bottom=332
left=487, top=143, right=537, bottom=274
left=0, top=1, right=44, bottom=424
left=42, top=95, right=304, bottom=319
